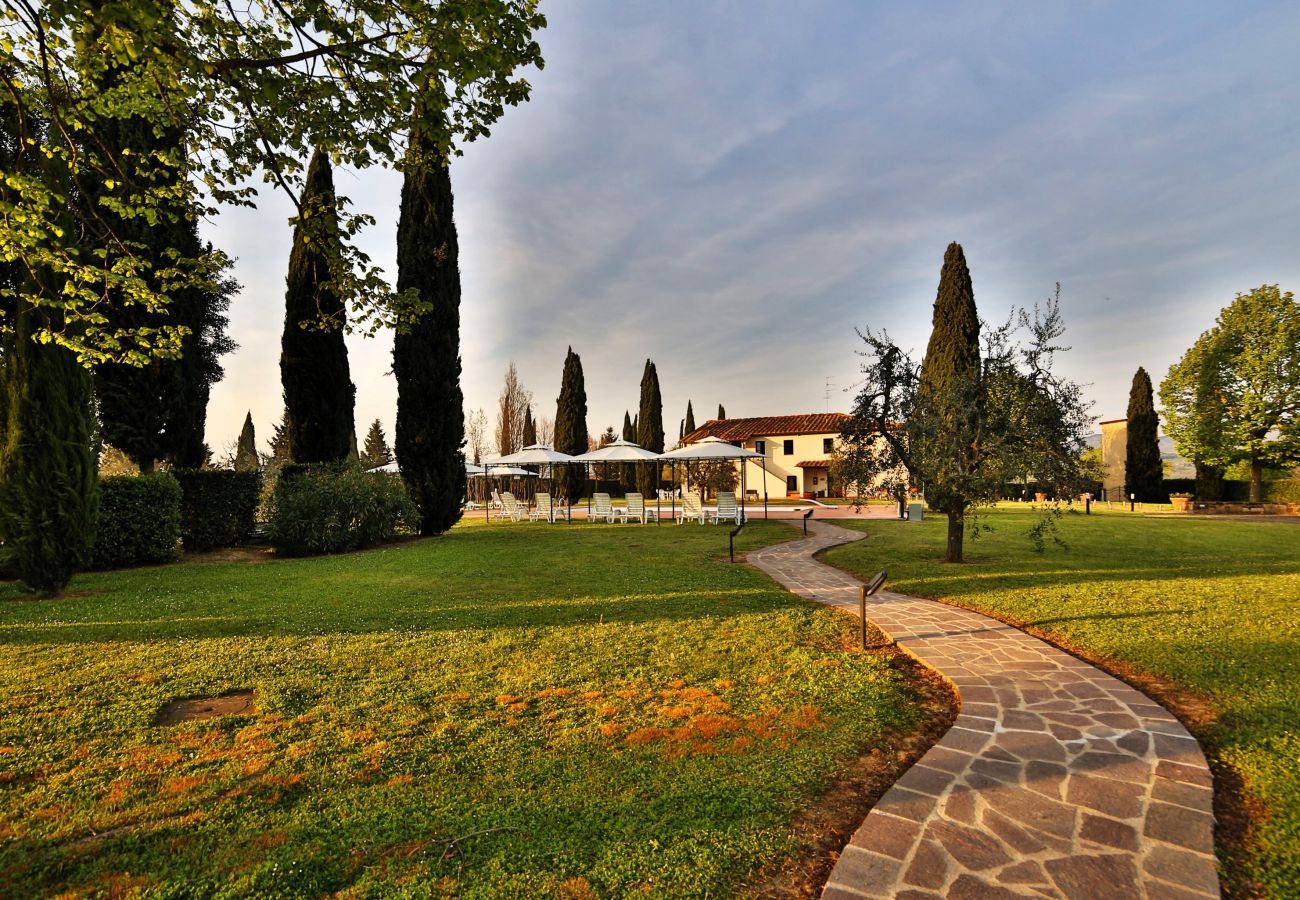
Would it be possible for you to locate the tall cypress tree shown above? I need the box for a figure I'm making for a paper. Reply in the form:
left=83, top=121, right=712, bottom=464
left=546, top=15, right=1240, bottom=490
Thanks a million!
left=554, top=347, right=588, bottom=499
left=522, top=407, right=537, bottom=447
left=717, top=404, right=726, bottom=420
left=88, top=93, right=235, bottom=473
left=1125, top=367, right=1163, bottom=502
left=0, top=84, right=98, bottom=595
left=393, top=120, right=466, bottom=535
left=637, top=360, right=664, bottom=497
left=234, top=412, right=258, bottom=472
left=0, top=305, right=100, bottom=596
left=621, top=410, right=637, bottom=490
left=684, top=400, right=696, bottom=436
left=281, top=148, right=356, bottom=464
left=914, top=242, right=982, bottom=563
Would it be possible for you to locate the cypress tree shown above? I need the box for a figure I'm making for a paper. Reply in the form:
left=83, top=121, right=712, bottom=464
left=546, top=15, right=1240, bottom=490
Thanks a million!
left=0, top=306, right=100, bottom=596
left=392, top=124, right=465, bottom=534
left=281, top=148, right=356, bottom=464
left=621, top=410, right=637, bottom=490
left=362, top=419, right=394, bottom=468
left=89, top=106, right=235, bottom=473
left=636, top=360, right=664, bottom=496
left=554, top=347, right=588, bottom=499
left=718, top=404, right=725, bottom=420
left=1125, top=367, right=1163, bottom=502
left=684, top=400, right=696, bottom=436
left=0, top=84, right=98, bottom=595
left=234, top=412, right=258, bottom=472
left=914, top=242, right=982, bottom=563
left=522, top=407, right=537, bottom=447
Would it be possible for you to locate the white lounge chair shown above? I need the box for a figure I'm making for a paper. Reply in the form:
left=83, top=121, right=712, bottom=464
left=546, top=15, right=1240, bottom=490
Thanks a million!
left=499, top=491, right=527, bottom=522
left=677, top=492, right=706, bottom=525
left=591, top=492, right=616, bottom=523
left=711, top=492, right=741, bottom=525
left=529, top=493, right=555, bottom=523
left=616, top=492, right=657, bottom=524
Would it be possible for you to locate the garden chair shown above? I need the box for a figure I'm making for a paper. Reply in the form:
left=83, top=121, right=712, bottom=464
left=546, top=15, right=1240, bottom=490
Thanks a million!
left=616, top=493, right=657, bottom=524
left=711, top=492, right=740, bottom=525
left=529, top=493, right=555, bottom=523
left=499, top=491, right=527, bottom=522
left=677, top=492, right=706, bottom=524
left=591, top=492, right=616, bottom=523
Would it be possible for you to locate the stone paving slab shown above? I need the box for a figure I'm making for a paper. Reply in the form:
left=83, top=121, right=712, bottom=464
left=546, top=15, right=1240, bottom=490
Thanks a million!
left=747, top=520, right=1220, bottom=900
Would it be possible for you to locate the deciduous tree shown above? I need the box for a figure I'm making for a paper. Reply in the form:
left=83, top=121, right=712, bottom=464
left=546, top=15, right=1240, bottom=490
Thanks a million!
left=838, top=249, right=1087, bottom=562
left=1, top=1, right=546, bottom=361
left=1160, top=285, right=1300, bottom=502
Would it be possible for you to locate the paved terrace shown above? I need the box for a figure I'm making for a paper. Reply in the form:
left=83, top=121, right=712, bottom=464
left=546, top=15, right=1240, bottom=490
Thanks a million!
left=747, top=519, right=1220, bottom=900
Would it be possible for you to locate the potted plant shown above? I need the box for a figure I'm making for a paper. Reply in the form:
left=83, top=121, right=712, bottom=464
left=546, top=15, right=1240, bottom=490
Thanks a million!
left=1169, top=492, right=1193, bottom=512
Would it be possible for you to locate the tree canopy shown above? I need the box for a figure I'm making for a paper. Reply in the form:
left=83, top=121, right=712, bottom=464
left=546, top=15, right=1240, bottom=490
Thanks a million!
left=1160, top=285, right=1300, bottom=502
left=838, top=251, right=1088, bottom=562
left=0, top=0, right=545, bottom=361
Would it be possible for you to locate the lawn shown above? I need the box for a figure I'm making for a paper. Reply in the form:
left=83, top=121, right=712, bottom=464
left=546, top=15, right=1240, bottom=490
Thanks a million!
left=0, top=520, right=934, bottom=898
left=822, top=506, right=1300, bottom=899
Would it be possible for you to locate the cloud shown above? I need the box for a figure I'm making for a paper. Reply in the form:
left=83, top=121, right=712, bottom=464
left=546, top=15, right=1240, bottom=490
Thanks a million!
left=204, top=1, right=1300, bottom=453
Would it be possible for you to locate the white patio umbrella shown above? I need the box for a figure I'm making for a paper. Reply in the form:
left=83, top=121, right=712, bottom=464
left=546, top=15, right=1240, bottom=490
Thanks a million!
left=490, top=444, right=577, bottom=522
left=573, top=438, right=664, bottom=523
left=658, top=436, right=769, bottom=522
left=474, top=460, right=540, bottom=523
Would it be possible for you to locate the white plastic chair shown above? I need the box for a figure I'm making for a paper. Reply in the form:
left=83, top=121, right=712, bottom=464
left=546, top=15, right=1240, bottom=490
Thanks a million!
left=529, top=493, right=554, bottom=523
left=591, top=492, right=615, bottom=523
left=710, top=492, right=740, bottom=525
left=616, top=493, right=657, bottom=523
left=677, top=492, right=706, bottom=525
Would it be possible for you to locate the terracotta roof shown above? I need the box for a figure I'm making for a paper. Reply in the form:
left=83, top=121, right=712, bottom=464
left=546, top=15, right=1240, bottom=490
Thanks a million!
left=796, top=460, right=831, bottom=468
left=682, top=413, right=849, bottom=445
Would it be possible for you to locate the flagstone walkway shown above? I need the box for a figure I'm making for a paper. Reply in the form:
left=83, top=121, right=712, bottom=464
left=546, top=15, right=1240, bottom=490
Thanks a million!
left=747, top=520, right=1220, bottom=900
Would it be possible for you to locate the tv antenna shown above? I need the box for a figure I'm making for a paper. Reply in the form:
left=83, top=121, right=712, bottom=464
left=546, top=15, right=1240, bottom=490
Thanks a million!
left=824, top=376, right=833, bottom=412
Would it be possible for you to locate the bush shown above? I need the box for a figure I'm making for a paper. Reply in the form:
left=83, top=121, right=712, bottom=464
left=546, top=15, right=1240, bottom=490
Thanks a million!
left=267, top=464, right=418, bottom=556
left=1263, top=479, right=1300, bottom=504
left=92, top=474, right=182, bottom=569
left=173, top=469, right=262, bottom=552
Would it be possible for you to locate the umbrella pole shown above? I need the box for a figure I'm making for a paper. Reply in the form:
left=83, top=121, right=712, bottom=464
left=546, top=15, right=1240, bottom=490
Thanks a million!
left=763, top=458, right=769, bottom=520
left=672, top=462, right=677, bottom=523
left=586, top=462, right=592, bottom=523
left=654, top=460, right=660, bottom=525
left=741, top=459, right=747, bottom=525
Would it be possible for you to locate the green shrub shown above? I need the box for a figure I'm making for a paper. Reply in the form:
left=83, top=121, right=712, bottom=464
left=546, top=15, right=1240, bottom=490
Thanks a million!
left=173, top=469, right=262, bottom=552
left=1263, top=479, right=1300, bottom=504
left=266, top=464, right=418, bottom=556
left=92, top=474, right=182, bottom=569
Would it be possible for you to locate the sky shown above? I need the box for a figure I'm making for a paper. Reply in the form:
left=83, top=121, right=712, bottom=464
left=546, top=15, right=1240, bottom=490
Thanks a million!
left=204, top=1, right=1300, bottom=457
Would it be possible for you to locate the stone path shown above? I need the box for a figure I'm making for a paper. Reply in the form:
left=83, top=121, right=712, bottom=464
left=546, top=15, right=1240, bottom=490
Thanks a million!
left=747, top=520, right=1220, bottom=900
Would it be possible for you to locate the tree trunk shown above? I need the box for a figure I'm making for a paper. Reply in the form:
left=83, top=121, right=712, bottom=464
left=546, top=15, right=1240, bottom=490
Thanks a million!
left=945, top=508, right=965, bottom=563
left=1250, top=459, right=1263, bottom=503
left=137, top=456, right=155, bottom=475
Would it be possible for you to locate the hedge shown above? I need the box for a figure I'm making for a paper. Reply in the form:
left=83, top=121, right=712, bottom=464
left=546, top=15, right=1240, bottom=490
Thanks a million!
left=1263, top=479, right=1300, bottom=505
left=91, top=473, right=182, bottom=569
left=266, top=463, right=417, bottom=556
left=173, top=469, right=262, bottom=552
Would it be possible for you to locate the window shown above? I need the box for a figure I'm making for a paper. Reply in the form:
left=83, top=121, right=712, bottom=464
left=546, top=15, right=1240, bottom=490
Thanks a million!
left=783, top=439, right=794, bottom=455
left=754, top=440, right=766, bottom=455
left=786, top=475, right=798, bottom=493
left=823, top=437, right=834, bottom=454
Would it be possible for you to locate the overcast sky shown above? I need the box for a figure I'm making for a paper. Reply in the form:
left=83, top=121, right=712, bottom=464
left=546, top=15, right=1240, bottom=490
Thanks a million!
left=204, top=1, right=1300, bottom=457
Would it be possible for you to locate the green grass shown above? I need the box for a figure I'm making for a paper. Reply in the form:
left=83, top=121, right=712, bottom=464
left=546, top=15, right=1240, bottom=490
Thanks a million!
left=822, top=507, right=1300, bottom=898
left=0, top=521, right=929, bottom=898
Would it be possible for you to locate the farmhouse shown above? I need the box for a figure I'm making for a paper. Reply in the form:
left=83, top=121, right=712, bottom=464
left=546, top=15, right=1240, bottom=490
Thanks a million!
left=680, top=413, right=849, bottom=498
